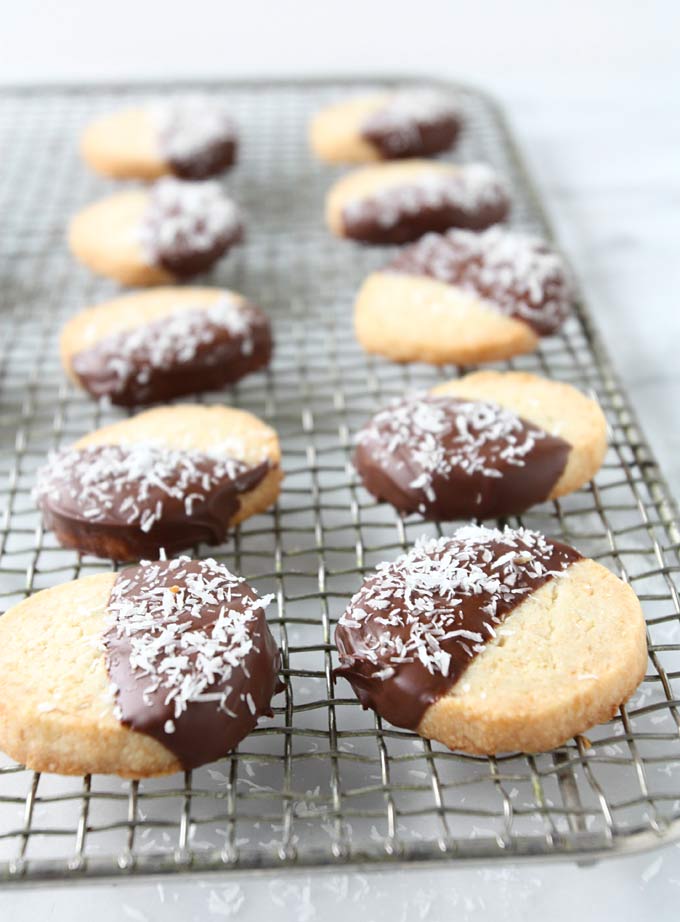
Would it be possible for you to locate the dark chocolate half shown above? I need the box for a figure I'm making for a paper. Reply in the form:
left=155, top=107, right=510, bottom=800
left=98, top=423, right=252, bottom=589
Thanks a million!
left=341, top=164, right=509, bottom=244
left=155, top=98, right=238, bottom=179
left=35, top=443, right=271, bottom=560
left=354, top=393, right=570, bottom=520
left=71, top=296, right=272, bottom=407
left=387, top=227, right=572, bottom=335
left=361, top=89, right=462, bottom=159
left=138, top=178, right=243, bottom=279
left=335, top=527, right=582, bottom=731
left=104, top=557, right=280, bottom=769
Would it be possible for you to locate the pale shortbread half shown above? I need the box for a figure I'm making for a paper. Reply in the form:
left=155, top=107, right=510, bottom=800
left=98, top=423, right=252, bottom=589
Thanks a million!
left=431, top=371, right=607, bottom=501
left=74, top=404, right=282, bottom=528
left=355, top=271, right=538, bottom=364
left=68, top=189, right=173, bottom=286
left=418, top=557, right=647, bottom=753
left=310, top=94, right=391, bottom=164
left=81, top=108, right=166, bottom=180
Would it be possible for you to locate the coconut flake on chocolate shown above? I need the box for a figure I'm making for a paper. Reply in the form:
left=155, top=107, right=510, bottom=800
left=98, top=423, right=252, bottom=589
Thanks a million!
left=71, top=295, right=271, bottom=406
left=362, top=88, right=463, bottom=158
left=341, top=163, right=509, bottom=242
left=104, top=557, right=279, bottom=769
left=35, top=442, right=270, bottom=557
left=138, top=177, right=242, bottom=278
left=388, top=227, right=573, bottom=335
left=334, top=526, right=581, bottom=730
left=354, top=393, right=570, bottom=520
left=153, top=97, right=237, bottom=179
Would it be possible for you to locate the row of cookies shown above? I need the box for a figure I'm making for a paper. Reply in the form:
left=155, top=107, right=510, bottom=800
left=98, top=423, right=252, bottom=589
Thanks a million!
left=0, top=90, right=648, bottom=781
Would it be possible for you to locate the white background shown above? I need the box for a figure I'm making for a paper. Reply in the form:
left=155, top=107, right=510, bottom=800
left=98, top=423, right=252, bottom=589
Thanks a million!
left=2, top=1, right=680, bottom=918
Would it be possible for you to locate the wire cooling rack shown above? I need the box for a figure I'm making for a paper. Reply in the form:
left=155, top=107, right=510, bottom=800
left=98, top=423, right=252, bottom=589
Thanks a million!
left=0, top=77, right=679, bottom=886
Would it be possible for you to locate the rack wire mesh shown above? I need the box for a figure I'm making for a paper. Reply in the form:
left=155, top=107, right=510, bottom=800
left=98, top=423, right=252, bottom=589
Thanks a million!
left=0, top=77, right=679, bottom=884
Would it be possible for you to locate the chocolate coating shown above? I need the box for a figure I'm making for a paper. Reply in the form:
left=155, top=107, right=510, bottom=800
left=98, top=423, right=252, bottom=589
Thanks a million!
left=36, top=443, right=271, bottom=560
left=139, top=178, right=243, bottom=279
left=104, top=558, right=280, bottom=770
left=155, top=99, right=237, bottom=179
left=71, top=298, right=272, bottom=407
left=362, top=90, right=462, bottom=159
left=354, top=394, right=570, bottom=520
left=341, top=165, right=509, bottom=245
left=387, top=227, right=573, bottom=336
left=335, top=527, right=582, bottom=731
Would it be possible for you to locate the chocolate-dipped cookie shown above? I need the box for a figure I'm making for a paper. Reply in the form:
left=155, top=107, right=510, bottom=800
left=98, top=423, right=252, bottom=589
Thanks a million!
left=69, top=177, right=243, bottom=286
left=335, top=525, right=647, bottom=753
left=326, top=160, right=509, bottom=244
left=354, top=371, right=607, bottom=520
left=35, top=404, right=282, bottom=560
left=81, top=97, right=237, bottom=180
left=310, top=88, right=463, bottom=163
left=61, top=287, right=272, bottom=406
left=355, top=227, right=573, bottom=363
left=0, top=557, right=281, bottom=777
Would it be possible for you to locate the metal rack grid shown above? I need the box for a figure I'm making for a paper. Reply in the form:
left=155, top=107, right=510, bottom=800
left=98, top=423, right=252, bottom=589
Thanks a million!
left=0, top=76, right=679, bottom=885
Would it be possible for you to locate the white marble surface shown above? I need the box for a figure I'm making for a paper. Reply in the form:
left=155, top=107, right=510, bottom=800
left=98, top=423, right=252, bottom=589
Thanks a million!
left=2, top=0, right=680, bottom=918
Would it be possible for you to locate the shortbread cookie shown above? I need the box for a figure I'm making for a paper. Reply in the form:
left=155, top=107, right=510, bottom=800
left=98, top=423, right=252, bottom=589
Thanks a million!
left=354, top=371, right=607, bottom=520
left=335, top=526, right=647, bottom=753
left=310, top=88, right=463, bottom=163
left=0, top=557, right=280, bottom=777
left=326, top=160, right=509, bottom=244
left=35, top=404, right=282, bottom=560
left=69, top=177, right=243, bottom=286
left=354, top=227, right=572, bottom=363
left=81, top=97, right=237, bottom=180
left=61, top=287, right=272, bottom=406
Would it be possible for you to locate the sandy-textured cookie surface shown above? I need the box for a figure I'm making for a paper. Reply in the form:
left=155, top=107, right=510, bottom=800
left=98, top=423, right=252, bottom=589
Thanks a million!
left=326, top=160, right=509, bottom=244
left=310, top=88, right=463, bottom=164
left=81, top=97, right=237, bottom=180
left=35, top=404, right=282, bottom=560
left=335, top=526, right=647, bottom=754
left=69, top=177, right=243, bottom=286
left=354, top=227, right=572, bottom=364
left=0, top=558, right=280, bottom=777
left=61, top=287, right=272, bottom=406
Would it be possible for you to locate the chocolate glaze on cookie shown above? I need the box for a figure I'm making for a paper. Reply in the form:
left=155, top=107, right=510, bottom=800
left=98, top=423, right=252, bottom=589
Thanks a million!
left=155, top=98, right=237, bottom=179
left=387, top=227, right=573, bottom=335
left=139, top=178, right=243, bottom=278
left=104, top=557, right=280, bottom=769
left=36, top=443, right=270, bottom=560
left=362, top=90, right=462, bottom=159
left=341, top=164, right=509, bottom=244
left=71, top=296, right=272, bottom=407
left=335, top=526, right=582, bottom=730
left=354, top=394, right=570, bottom=520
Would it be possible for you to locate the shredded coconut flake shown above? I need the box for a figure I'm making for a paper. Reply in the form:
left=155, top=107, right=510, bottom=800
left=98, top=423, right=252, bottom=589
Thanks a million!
left=105, top=557, right=274, bottom=721
left=357, top=393, right=542, bottom=496
left=35, top=441, right=261, bottom=530
left=138, top=177, right=241, bottom=266
left=389, top=226, right=572, bottom=333
left=338, top=526, right=573, bottom=678
left=78, top=295, right=256, bottom=396
left=343, top=163, right=507, bottom=230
